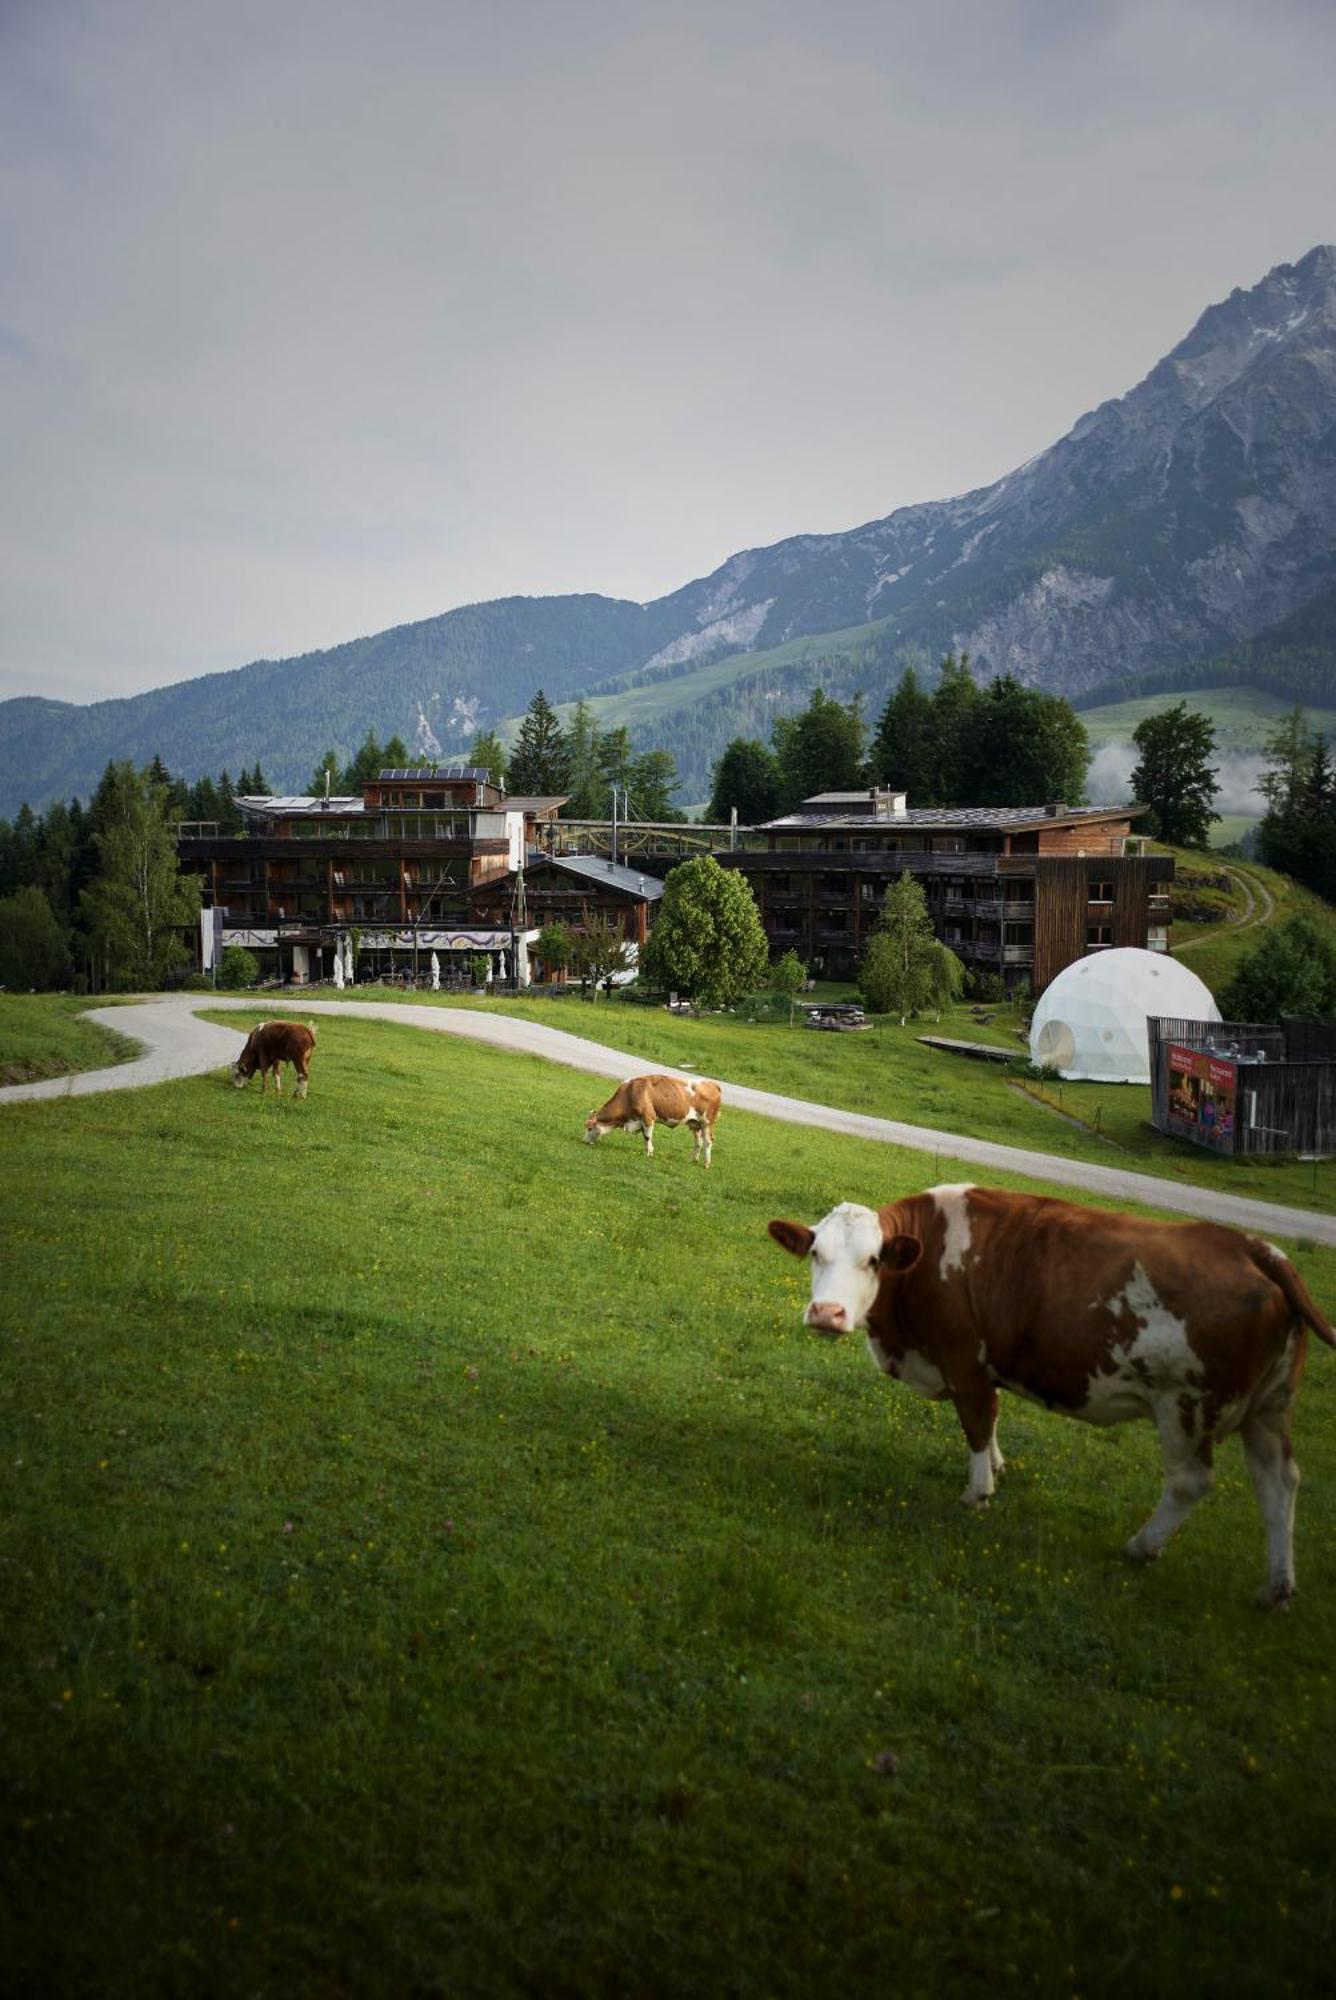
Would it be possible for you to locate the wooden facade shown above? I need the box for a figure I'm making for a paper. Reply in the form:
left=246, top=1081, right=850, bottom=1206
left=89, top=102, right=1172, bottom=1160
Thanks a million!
left=177, top=767, right=662, bottom=981
left=719, top=793, right=1174, bottom=995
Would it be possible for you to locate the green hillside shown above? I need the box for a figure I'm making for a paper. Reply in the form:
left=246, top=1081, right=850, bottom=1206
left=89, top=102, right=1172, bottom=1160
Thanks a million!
left=1077, top=686, right=1336, bottom=754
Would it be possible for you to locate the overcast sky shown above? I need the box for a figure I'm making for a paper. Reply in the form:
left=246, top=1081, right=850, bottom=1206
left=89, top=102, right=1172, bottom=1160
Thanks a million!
left=2, top=0, right=1334, bottom=706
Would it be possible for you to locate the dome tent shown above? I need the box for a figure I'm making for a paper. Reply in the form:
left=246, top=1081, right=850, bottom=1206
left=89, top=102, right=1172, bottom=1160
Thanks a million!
left=1029, top=949, right=1220, bottom=1084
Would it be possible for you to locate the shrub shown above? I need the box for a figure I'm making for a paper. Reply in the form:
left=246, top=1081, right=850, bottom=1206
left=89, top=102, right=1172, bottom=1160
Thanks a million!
left=217, top=945, right=260, bottom=990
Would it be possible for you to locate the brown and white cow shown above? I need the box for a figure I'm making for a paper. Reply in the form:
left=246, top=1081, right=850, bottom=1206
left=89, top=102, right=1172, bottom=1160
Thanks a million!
left=583, top=1074, right=722, bottom=1166
left=231, top=1020, right=317, bottom=1099
left=769, top=1184, right=1334, bottom=1606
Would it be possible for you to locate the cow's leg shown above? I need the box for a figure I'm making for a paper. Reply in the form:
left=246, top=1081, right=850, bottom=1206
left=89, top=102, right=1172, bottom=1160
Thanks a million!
left=272, top=1065, right=282, bottom=1094
left=295, top=1066, right=309, bottom=1100
left=1124, top=1403, right=1214, bottom=1564
left=702, top=1118, right=713, bottom=1169
left=688, top=1115, right=704, bottom=1164
left=642, top=1116, right=655, bottom=1158
left=1242, top=1404, right=1301, bottom=1608
left=954, top=1384, right=1001, bottom=1507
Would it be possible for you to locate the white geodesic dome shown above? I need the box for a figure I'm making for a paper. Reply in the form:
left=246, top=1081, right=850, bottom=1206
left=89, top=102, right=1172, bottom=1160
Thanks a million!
left=1030, top=948, right=1220, bottom=1083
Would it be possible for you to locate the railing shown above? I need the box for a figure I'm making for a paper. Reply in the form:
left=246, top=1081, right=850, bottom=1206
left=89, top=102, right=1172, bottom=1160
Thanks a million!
left=532, top=819, right=748, bottom=862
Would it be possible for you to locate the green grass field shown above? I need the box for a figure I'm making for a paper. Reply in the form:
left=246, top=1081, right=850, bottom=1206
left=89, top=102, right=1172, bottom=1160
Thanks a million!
left=0, top=993, right=141, bottom=1086
left=324, top=986, right=1336, bottom=1219
left=1077, top=686, right=1336, bottom=755
left=4, top=1016, right=1334, bottom=1996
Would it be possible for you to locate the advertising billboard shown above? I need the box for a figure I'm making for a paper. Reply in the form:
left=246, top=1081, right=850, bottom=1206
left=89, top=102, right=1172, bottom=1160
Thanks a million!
left=1167, top=1045, right=1238, bottom=1153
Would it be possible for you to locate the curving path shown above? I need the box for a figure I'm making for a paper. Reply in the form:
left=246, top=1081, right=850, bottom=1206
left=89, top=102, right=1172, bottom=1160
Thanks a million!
left=3, top=994, right=1334, bottom=1248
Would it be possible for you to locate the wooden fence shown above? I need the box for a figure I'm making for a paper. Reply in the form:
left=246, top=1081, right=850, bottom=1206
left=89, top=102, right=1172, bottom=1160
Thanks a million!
left=1148, top=1016, right=1336, bottom=1159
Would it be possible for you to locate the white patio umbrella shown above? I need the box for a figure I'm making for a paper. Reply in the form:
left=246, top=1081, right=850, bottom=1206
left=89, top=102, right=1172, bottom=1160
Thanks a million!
left=333, top=948, right=345, bottom=990
left=343, top=936, right=355, bottom=985
left=497, top=950, right=508, bottom=985
left=430, top=951, right=440, bottom=992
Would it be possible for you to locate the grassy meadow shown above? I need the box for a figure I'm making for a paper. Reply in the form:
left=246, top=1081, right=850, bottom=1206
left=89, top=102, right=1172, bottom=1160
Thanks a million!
left=0, top=993, right=141, bottom=1086
left=3, top=1012, right=1336, bottom=1998
left=342, top=986, right=1336, bottom=1219
left=1167, top=853, right=1336, bottom=1001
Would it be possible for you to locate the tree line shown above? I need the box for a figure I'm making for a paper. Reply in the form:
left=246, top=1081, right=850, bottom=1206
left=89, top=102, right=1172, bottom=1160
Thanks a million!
left=706, top=655, right=1092, bottom=822
left=492, top=692, right=687, bottom=822
left=0, top=758, right=210, bottom=992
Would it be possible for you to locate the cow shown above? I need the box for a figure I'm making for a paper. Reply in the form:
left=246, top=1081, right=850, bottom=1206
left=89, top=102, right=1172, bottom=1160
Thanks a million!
left=583, top=1074, right=722, bottom=1166
left=231, top=1021, right=317, bottom=1099
left=768, top=1184, right=1334, bottom=1606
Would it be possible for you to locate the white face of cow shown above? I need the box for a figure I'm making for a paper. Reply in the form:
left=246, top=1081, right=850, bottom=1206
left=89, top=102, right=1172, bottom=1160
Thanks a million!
left=230, top=1060, right=249, bottom=1089
left=770, top=1203, right=887, bottom=1338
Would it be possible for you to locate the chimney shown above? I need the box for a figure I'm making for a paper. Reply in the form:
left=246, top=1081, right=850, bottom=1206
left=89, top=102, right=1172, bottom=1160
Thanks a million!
left=1045, top=801, right=1067, bottom=817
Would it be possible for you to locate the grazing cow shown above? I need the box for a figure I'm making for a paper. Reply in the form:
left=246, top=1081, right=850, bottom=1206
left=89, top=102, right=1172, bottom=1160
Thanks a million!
left=769, top=1184, right=1334, bottom=1605
left=583, top=1074, right=722, bottom=1166
left=231, top=1020, right=317, bottom=1099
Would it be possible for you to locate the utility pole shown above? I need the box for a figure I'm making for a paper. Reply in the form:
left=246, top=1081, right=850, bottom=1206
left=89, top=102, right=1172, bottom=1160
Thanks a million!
left=611, top=786, right=619, bottom=868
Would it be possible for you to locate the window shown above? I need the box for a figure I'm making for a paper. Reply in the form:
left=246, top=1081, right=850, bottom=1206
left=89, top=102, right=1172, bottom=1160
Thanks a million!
left=1089, top=879, right=1114, bottom=902
left=1086, top=924, right=1113, bottom=947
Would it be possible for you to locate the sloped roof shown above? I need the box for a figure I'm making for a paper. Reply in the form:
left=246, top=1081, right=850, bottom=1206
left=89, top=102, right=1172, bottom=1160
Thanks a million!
left=524, top=849, right=664, bottom=899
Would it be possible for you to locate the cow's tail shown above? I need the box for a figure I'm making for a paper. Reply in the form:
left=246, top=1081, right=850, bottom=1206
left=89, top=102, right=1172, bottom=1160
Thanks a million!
left=1250, top=1241, right=1336, bottom=1348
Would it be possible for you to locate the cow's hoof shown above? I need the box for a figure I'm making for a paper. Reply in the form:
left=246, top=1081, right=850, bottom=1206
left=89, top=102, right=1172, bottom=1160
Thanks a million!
left=960, top=1491, right=992, bottom=1511
left=1122, top=1535, right=1160, bottom=1565
left=1257, top=1581, right=1295, bottom=1612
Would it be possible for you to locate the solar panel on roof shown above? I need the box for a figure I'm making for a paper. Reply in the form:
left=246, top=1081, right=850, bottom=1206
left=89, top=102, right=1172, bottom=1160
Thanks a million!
left=376, top=765, right=488, bottom=781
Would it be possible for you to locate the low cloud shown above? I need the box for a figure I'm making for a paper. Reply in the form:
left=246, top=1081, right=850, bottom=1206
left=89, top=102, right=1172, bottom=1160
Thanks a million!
left=1086, top=741, right=1266, bottom=816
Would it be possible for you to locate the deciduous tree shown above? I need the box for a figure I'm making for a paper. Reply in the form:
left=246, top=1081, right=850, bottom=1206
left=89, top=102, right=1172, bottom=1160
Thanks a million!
left=770, top=947, right=808, bottom=1024
left=81, top=762, right=201, bottom=990
left=1220, top=916, right=1336, bottom=1020
left=708, top=738, right=782, bottom=825
left=1129, top=703, right=1219, bottom=847
left=773, top=689, right=867, bottom=809
left=961, top=675, right=1090, bottom=808
left=641, top=856, right=769, bottom=1008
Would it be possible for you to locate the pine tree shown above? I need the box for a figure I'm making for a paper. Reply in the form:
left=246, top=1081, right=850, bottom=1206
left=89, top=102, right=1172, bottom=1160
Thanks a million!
left=928, top=653, right=982, bottom=803
left=627, top=749, right=683, bottom=822
left=469, top=730, right=508, bottom=790
left=308, top=750, right=343, bottom=796
left=507, top=690, right=571, bottom=796
left=858, top=871, right=955, bottom=1024
left=561, top=701, right=607, bottom=818
left=871, top=667, right=936, bottom=800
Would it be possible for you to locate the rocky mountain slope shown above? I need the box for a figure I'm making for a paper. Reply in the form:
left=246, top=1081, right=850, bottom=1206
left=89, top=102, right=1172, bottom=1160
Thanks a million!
left=3, top=246, right=1335, bottom=815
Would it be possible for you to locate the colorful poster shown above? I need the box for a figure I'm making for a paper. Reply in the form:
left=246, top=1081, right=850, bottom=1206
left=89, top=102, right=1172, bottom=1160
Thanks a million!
left=1167, top=1045, right=1237, bottom=1152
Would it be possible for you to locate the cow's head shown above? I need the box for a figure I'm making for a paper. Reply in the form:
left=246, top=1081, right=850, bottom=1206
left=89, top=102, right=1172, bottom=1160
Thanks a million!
left=583, top=1112, right=607, bottom=1144
left=230, top=1033, right=258, bottom=1089
left=769, top=1202, right=921, bottom=1337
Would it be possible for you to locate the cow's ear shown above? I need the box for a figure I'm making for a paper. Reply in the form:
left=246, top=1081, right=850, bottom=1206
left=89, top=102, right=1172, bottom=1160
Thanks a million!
left=768, top=1219, right=815, bottom=1258
left=880, top=1234, right=922, bottom=1274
